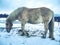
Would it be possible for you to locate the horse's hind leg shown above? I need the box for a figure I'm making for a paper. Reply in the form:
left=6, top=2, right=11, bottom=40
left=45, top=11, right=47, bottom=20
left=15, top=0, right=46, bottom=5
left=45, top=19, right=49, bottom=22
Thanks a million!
left=48, top=18, right=55, bottom=40
left=42, top=22, right=48, bottom=38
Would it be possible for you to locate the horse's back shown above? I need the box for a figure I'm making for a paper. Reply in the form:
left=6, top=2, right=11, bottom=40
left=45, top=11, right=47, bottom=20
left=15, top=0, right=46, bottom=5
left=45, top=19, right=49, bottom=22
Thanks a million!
left=7, top=7, right=54, bottom=24
left=27, top=7, right=54, bottom=23
left=27, top=7, right=53, bottom=18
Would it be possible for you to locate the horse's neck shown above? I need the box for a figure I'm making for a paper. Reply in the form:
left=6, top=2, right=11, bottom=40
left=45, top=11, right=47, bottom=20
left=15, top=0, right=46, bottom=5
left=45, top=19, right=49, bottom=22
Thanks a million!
left=7, top=14, right=17, bottom=22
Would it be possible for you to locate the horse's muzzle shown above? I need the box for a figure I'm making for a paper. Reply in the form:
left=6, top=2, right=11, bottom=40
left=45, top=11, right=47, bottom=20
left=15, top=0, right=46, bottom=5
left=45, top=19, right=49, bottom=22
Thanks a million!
left=6, top=28, right=11, bottom=33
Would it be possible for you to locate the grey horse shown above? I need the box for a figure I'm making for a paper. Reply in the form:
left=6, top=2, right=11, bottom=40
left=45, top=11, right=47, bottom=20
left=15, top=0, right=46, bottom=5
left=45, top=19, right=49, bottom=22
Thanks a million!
left=6, top=7, right=55, bottom=40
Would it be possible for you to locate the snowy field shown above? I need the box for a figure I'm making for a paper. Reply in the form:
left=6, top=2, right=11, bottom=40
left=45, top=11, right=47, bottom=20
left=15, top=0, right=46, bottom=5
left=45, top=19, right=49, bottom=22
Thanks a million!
left=0, top=18, right=60, bottom=45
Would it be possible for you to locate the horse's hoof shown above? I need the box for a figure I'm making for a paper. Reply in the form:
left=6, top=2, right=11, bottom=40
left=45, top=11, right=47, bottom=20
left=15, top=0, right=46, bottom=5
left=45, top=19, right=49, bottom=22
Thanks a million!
left=26, top=33, right=30, bottom=37
left=24, top=32, right=29, bottom=36
left=18, top=30, right=25, bottom=36
left=18, top=30, right=22, bottom=32
left=41, top=36, right=46, bottom=39
left=49, top=36, right=55, bottom=40
left=21, top=32, right=25, bottom=36
left=49, top=36, right=51, bottom=38
left=51, top=38, right=55, bottom=40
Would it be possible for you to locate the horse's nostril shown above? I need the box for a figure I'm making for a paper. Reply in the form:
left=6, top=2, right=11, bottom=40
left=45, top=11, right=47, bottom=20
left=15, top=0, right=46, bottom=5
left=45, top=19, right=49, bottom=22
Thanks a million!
left=6, top=29, right=10, bottom=33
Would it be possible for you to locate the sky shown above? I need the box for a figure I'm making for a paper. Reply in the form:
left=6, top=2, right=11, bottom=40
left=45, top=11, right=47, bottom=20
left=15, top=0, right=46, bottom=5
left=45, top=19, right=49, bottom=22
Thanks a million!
left=0, top=0, right=60, bottom=14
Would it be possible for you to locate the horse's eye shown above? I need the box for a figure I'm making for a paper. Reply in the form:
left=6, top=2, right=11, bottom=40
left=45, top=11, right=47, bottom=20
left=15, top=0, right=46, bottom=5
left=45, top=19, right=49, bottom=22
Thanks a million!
left=6, top=23, right=8, bottom=25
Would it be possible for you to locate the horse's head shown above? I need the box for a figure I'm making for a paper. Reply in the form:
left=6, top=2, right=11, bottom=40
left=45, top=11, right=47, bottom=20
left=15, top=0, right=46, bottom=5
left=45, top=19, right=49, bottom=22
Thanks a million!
left=6, top=20, right=13, bottom=33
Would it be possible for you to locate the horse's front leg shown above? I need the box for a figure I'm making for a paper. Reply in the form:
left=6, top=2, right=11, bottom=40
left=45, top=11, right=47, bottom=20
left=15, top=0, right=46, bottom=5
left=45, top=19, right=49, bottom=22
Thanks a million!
left=20, top=20, right=29, bottom=36
left=42, top=22, right=48, bottom=38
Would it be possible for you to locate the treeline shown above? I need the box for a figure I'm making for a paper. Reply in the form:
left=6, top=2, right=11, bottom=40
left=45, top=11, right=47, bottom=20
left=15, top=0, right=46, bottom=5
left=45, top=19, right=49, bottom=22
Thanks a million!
left=54, top=17, right=60, bottom=22
left=0, top=14, right=60, bottom=22
left=0, top=14, right=8, bottom=18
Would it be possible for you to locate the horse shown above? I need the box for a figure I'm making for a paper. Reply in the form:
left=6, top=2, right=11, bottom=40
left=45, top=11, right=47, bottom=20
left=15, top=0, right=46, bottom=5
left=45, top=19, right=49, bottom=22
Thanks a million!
left=6, top=7, right=55, bottom=40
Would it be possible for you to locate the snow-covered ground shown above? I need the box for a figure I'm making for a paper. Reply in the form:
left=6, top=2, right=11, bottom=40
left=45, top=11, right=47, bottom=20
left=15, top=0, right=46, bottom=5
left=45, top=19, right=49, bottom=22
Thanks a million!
left=0, top=18, right=60, bottom=45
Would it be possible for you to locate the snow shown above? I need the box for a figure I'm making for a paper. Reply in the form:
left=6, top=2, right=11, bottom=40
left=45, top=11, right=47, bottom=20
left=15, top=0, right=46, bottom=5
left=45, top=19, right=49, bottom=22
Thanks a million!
left=0, top=18, right=60, bottom=45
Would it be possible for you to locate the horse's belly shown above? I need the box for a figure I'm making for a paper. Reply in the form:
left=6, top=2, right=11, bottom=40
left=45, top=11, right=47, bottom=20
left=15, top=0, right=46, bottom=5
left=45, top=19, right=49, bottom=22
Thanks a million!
left=28, top=14, right=44, bottom=24
left=35, top=16, right=43, bottom=23
left=28, top=16, right=43, bottom=24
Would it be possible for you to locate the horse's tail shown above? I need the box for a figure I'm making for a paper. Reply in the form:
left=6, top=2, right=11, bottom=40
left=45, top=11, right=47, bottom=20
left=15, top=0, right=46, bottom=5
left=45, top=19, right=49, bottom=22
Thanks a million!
left=48, top=14, right=54, bottom=39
